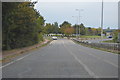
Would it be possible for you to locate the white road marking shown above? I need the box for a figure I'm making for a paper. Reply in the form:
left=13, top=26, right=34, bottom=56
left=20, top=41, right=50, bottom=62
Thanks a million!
left=0, top=53, right=31, bottom=69
left=73, top=39, right=118, bottom=56
left=0, top=40, right=55, bottom=69
left=72, top=40, right=118, bottom=68
left=79, top=49, right=118, bottom=68
left=62, top=40, right=99, bottom=78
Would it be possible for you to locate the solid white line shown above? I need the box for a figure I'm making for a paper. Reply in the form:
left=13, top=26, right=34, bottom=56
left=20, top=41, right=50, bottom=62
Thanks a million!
left=85, top=50, right=118, bottom=68
left=76, top=46, right=119, bottom=68
left=0, top=40, right=54, bottom=69
left=0, top=53, right=31, bottom=69
left=0, top=61, right=14, bottom=68
left=73, top=40, right=118, bottom=68
left=74, top=39, right=118, bottom=56
left=62, top=40, right=99, bottom=78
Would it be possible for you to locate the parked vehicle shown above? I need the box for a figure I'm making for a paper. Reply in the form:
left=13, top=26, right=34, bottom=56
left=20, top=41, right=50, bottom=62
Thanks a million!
left=107, top=36, right=112, bottom=38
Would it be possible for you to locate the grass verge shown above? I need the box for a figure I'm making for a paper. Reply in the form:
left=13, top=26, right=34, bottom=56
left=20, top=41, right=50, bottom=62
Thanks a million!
left=73, top=40, right=119, bottom=54
left=102, top=40, right=116, bottom=43
left=80, top=35, right=101, bottom=38
left=1, top=40, right=52, bottom=63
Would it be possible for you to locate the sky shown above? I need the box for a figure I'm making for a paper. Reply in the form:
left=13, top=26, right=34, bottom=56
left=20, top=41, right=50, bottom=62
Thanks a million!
left=34, top=0, right=118, bottom=29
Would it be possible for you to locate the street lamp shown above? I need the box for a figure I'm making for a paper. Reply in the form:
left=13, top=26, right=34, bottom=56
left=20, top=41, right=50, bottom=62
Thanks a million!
left=76, top=9, right=83, bottom=38
left=101, top=0, right=104, bottom=40
left=72, top=16, right=78, bottom=38
left=118, top=2, right=120, bottom=43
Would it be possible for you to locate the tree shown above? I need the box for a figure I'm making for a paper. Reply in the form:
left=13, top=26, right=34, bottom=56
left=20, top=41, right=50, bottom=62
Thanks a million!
left=97, top=27, right=102, bottom=36
left=107, top=27, right=110, bottom=30
left=60, top=21, right=71, bottom=34
left=85, top=27, right=92, bottom=35
left=79, top=23, right=85, bottom=35
left=113, top=30, right=119, bottom=43
left=36, top=16, right=45, bottom=33
left=73, top=24, right=79, bottom=34
left=60, top=21, right=71, bottom=28
left=43, top=22, right=60, bottom=34
left=36, top=16, right=45, bottom=41
left=44, top=23, right=53, bottom=34
left=2, top=2, right=21, bottom=50
left=2, top=2, right=44, bottom=50
left=52, top=22, right=60, bottom=34
left=64, top=27, right=75, bottom=36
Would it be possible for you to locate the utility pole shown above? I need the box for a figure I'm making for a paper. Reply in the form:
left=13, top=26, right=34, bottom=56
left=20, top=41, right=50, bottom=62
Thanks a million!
left=101, top=0, right=104, bottom=40
left=76, top=9, right=80, bottom=38
left=72, top=16, right=78, bottom=38
left=118, top=2, right=120, bottom=43
left=76, top=9, right=83, bottom=38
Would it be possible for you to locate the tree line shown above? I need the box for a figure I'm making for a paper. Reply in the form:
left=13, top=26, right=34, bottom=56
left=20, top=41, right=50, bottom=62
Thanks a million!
left=44, top=21, right=102, bottom=36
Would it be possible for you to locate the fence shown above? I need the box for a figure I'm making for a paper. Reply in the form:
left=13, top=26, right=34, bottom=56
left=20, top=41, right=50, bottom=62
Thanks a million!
left=73, top=39, right=120, bottom=53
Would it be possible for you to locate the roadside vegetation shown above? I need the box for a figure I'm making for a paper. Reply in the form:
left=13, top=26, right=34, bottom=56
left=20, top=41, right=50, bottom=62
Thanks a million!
left=102, top=40, right=115, bottom=43
left=73, top=39, right=119, bottom=54
left=80, top=36, right=101, bottom=38
left=2, top=2, right=45, bottom=50
left=102, top=30, right=119, bottom=43
left=113, top=30, right=119, bottom=43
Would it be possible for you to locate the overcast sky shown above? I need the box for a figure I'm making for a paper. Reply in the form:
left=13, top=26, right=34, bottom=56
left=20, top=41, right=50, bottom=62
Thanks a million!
left=34, top=0, right=118, bottom=29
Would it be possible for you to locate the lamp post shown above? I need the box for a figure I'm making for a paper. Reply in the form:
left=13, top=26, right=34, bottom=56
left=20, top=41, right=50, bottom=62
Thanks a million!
left=72, top=16, right=78, bottom=38
left=118, top=2, right=120, bottom=43
left=76, top=9, right=83, bottom=38
left=101, top=0, right=104, bottom=40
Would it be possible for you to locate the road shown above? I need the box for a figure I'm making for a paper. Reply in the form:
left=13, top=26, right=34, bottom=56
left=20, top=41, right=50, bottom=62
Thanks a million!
left=2, top=39, right=118, bottom=78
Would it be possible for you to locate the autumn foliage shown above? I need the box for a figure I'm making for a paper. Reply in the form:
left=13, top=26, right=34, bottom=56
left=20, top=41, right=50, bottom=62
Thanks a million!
left=64, top=27, right=75, bottom=36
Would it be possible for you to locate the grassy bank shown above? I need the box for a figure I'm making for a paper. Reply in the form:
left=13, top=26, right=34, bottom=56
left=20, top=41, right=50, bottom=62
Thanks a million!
left=80, top=35, right=101, bottom=38
left=102, top=40, right=115, bottom=43
left=73, top=39, right=119, bottom=54
left=2, top=39, right=52, bottom=63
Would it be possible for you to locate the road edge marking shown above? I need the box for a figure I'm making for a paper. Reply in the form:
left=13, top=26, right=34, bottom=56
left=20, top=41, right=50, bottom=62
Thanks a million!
left=62, top=40, right=99, bottom=78
left=0, top=53, right=31, bottom=69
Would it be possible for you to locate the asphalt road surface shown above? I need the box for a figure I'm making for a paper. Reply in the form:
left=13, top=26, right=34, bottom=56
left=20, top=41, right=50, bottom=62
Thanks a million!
left=2, top=39, right=118, bottom=78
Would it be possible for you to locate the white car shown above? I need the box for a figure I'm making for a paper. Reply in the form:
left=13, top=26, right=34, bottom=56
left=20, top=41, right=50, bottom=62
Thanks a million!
left=107, top=36, right=112, bottom=38
left=52, top=36, right=57, bottom=40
